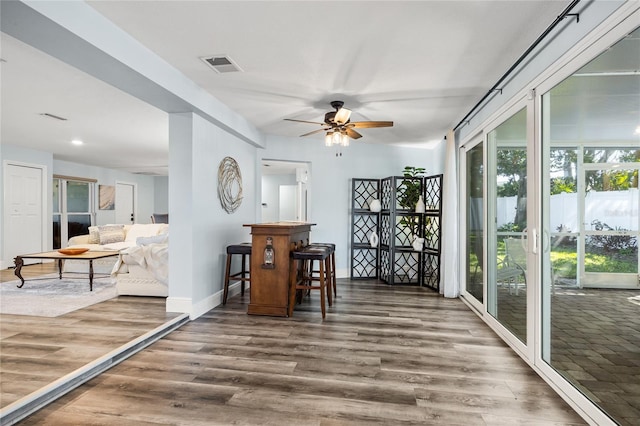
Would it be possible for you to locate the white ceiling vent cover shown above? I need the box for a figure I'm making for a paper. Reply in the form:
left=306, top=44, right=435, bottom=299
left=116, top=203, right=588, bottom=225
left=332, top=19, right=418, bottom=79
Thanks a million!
left=200, top=55, right=243, bottom=74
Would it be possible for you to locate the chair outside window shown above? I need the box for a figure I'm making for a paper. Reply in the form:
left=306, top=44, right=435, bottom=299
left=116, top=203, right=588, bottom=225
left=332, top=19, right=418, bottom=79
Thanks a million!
left=151, top=213, right=169, bottom=224
left=501, top=238, right=527, bottom=295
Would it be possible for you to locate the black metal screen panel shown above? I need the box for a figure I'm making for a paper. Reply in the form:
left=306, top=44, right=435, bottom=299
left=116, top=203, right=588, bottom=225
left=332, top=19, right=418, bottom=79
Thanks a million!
left=380, top=214, right=391, bottom=247
left=380, top=177, right=393, bottom=210
left=353, top=179, right=379, bottom=210
left=421, top=214, right=440, bottom=251
left=395, top=213, right=419, bottom=247
left=351, top=178, right=381, bottom=279
left=353, top=215, right=378, bottom=245
left=380, top=250, right=420, bottom=284
left=395, top=176, right=422, bottom=211
left=379, top=249, right=391, bottom=282
left=424, top=174, right=443, bottom=211
left=422, top=252, right=440, bottom=291
left=352, top=248, right=378, bottom=279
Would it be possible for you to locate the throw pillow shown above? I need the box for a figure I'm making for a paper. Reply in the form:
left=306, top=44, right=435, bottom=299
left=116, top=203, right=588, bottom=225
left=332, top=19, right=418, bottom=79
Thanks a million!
left=88, top=226, right=100, bottom=244
left=98, top=224, right=125, bottom=245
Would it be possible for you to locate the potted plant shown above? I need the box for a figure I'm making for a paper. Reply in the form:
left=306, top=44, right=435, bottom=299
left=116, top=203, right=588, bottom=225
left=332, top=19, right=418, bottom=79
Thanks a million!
left=398, top=166, right=425, bottom=247
left=398, top=166, right=425, bottom=210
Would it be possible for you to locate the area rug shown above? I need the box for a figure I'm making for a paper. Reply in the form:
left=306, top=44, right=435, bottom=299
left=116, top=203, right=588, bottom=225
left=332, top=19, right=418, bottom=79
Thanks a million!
left=0, top=274, right=117, bottom=317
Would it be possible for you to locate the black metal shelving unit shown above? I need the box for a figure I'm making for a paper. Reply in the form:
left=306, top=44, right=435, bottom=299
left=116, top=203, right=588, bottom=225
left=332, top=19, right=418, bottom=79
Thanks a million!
left=350, top=174, right=443, bottom=291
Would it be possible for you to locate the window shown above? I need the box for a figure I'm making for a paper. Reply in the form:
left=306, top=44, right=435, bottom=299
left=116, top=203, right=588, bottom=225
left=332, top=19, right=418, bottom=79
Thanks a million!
left=53, top=176, right=96, bottom=248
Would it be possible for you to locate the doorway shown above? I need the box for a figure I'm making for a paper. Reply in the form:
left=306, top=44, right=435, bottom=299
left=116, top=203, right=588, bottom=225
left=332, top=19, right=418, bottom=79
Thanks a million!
left=115, top=182, right=136, bottom=224
left=261, top=160, right=309, bottom=222
left=2, top=162, right=47, bottom=268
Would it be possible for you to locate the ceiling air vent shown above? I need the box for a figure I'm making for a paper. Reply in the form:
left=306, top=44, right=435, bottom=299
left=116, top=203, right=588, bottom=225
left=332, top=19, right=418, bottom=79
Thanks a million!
left=200, top=55, right=243, bottom=74
left=40, top=112, right=67, bottom=121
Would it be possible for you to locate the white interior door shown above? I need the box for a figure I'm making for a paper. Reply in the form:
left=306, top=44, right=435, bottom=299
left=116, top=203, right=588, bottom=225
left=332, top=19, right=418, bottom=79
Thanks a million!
left=279, top=185, right=297, bottom=221
left=115, top=182, right=135, bottom=224
left=3, top=163, right=45, bottom=267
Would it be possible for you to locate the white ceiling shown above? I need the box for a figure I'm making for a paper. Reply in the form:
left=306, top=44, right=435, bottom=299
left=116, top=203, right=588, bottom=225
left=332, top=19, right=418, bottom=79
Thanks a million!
left=1, top=1, right=574, bottom=175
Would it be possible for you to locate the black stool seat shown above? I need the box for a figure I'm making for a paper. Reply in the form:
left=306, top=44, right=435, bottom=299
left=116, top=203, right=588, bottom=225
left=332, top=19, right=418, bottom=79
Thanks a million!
left=309, top=243, right=335, bottom=251
left=292, top=246, right=330, bottom=261
left=226, top=243, right=252, bottom=255
left=223, top=243, right=252, bottom=305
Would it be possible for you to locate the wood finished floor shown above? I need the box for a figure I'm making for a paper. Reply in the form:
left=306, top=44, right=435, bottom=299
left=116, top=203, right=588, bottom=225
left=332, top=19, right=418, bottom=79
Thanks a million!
left=0, top=263, right=180, bottom=408
left=17, top=279, right=586, bottom=425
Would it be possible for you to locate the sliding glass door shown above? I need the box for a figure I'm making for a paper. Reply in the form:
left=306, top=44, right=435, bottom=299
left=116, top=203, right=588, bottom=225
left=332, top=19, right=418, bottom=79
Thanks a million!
left=459, top=13, right=640, bottom=425
left=541, top=25, right=640, bottom=424
left=487, top=107, right=529, bottom=344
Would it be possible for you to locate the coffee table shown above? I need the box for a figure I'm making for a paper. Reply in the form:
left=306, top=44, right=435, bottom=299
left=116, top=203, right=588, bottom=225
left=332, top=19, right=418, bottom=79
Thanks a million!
left=13, top=250, right=120, bottom=291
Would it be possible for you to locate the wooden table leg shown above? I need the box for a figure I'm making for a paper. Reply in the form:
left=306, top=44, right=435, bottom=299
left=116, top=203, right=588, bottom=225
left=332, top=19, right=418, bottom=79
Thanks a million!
left=58, top=259, right=63, bottom=279
left=14, top=256, right=25, bottom=288
left=89, top=259, right=94, bottom=291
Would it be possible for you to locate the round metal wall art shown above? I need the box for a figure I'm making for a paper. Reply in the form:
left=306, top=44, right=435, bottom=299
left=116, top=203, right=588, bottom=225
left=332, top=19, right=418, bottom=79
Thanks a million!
left=217, top=156, right=243, bottom=214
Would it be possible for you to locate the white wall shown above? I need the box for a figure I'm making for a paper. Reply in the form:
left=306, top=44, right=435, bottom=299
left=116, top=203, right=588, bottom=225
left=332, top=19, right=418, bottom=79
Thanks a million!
left=261, top=134, right=446, bottom=277
left=153, top=176, right=169, bottom=214
left=168, top=112, right=257, bottom=318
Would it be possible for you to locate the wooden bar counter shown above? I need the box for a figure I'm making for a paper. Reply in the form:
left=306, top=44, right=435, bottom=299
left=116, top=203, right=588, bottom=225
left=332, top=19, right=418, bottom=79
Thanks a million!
left=243, top=222, right=315, bottom=316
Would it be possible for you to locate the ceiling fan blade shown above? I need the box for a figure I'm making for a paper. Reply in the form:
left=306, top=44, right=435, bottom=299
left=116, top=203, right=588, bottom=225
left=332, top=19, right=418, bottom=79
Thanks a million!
left=346, top=128, right=363, bottom=139
left=300, top=128, right=329, bottom=137
left=284, top=118, right=325, bottom=125
left=349, top=121, right=394, bottom=129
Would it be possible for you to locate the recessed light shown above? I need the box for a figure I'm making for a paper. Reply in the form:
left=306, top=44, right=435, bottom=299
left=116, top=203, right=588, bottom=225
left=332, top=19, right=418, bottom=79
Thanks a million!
left=71, top=139, right=84, bottom=146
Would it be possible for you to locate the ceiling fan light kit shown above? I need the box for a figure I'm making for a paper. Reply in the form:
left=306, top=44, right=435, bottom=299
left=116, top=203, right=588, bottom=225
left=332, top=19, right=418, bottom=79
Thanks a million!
left=334, top=106, right=351, bottom=125
left=325, top=131, right=349, bottom=147
left=285, top=100, right=393, bottom=153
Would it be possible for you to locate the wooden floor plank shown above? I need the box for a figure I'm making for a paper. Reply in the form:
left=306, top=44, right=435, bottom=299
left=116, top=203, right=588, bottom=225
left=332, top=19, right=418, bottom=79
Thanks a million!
left=13, top=279, right=587, bottom=425
left=1, top=263, right=180, bottom=409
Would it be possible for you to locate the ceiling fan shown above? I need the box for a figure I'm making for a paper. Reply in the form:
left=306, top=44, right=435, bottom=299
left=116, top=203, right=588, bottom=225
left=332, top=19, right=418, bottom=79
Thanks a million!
left=284, top=100, right=393, bottom=140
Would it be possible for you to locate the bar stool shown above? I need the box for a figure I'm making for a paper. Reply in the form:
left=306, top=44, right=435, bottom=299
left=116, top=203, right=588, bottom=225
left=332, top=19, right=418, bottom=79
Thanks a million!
left=289, top=245, right=332, bottom=319
left=223, top=243, right=252, bottom=305
left=308, top=243, right=336, bottom=299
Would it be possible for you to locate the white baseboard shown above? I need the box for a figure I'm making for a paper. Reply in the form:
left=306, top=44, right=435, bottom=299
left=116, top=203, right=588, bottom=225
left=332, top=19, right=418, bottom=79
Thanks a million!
left=336, top=268, right=349, bottom=279
left=166, top=281, right=248, bottom=320
left=165, top=297, right=192, bottom=316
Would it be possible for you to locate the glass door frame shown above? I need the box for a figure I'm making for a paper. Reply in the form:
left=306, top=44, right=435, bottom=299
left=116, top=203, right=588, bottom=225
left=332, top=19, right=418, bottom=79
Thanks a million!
left=483, top=96, right=536, bottom=360
left=459, top=133, right=485, bottom=315
left=458, top=94, right=536, bottom=361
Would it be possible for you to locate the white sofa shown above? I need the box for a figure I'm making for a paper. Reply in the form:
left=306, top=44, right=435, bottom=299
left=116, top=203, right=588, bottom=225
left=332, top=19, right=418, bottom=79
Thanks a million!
left=112, top=238, right=169, bottom=297
left=65, top=223, right=169, bottom=297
